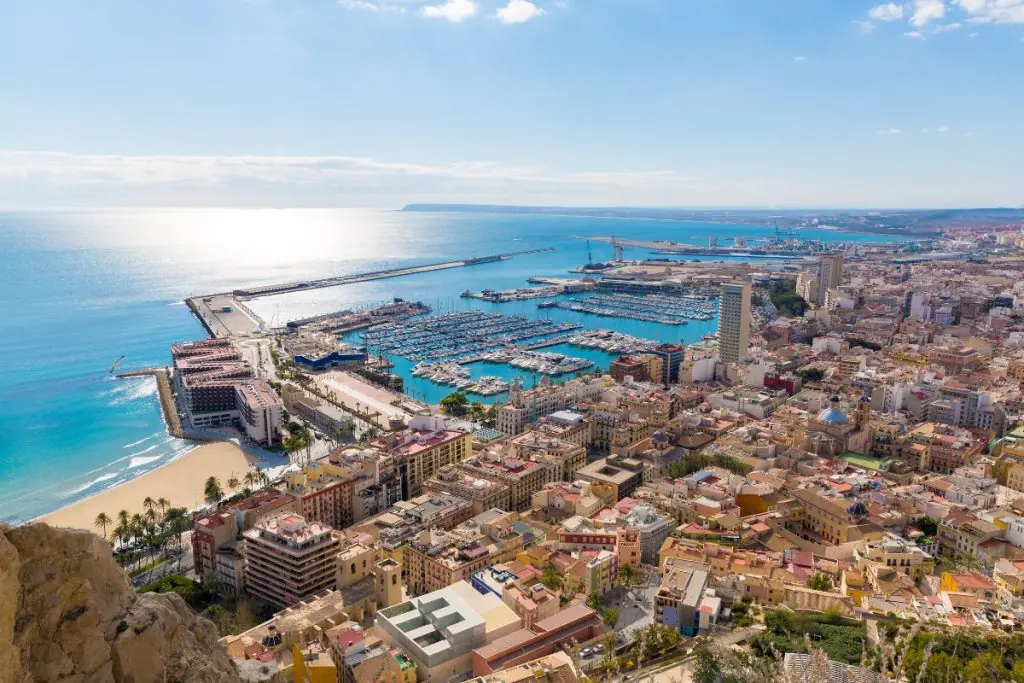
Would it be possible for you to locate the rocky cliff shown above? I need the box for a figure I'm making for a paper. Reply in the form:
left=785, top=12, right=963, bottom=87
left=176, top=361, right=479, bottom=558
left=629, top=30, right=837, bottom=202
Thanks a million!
left=0, top=523, right=244, bottom=683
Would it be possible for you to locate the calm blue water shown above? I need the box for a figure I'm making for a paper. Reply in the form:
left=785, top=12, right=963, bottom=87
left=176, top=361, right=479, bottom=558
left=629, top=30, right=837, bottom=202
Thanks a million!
left=0, top=208, right=898, bottom=523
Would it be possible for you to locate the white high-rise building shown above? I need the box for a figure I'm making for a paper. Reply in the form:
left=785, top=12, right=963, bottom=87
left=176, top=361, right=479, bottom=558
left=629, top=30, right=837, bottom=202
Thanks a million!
left=718, top=281, right=751, bottom=365
left=816, top=253, right=844, bottom=306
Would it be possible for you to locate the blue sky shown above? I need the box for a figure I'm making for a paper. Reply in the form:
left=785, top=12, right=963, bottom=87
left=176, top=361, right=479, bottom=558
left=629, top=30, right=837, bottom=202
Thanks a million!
left=0, top=0, right=1021, bottom=208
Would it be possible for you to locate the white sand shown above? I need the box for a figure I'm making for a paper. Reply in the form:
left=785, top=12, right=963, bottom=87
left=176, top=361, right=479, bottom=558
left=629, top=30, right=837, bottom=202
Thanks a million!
left=38, top=441, right=254, bottom=533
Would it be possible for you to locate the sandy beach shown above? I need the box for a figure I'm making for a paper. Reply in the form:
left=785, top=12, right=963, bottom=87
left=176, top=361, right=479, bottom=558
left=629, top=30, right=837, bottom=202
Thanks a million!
left=38, top=441, right=256, bottom=533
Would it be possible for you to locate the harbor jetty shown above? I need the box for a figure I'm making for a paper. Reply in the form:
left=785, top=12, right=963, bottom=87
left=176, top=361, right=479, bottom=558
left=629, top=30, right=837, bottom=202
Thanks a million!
left=117, top=367, right=183, bottom=439
left=232, top=248, right=555, bottom=299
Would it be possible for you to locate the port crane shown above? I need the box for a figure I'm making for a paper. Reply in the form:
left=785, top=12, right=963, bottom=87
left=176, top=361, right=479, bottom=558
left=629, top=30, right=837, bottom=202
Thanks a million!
left=611, top=236, right=627, bottom=261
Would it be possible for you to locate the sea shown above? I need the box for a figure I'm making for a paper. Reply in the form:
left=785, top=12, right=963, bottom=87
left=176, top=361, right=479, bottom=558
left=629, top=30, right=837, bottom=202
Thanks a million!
left=0, top=208, right=899, bottom=523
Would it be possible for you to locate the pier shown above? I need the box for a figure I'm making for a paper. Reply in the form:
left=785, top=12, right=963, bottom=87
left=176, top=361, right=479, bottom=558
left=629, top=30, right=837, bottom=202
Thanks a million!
left=231, top=248, right=555, bottom=299
left=117, top=368, right=184, bottom=439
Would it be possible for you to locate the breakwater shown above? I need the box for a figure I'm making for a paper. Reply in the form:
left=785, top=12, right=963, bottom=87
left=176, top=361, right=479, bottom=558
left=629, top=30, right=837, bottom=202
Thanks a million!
left=117, top=368, right=184, bottom=439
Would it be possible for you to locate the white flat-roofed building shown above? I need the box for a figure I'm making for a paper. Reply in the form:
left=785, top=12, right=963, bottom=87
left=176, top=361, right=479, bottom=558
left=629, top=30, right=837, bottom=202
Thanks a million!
left=375, top=580, right=519, bottom=682
left=235, top=380, right=283, bottom=446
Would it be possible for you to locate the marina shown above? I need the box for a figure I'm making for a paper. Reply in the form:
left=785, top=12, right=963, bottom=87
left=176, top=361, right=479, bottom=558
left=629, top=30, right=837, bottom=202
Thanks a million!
left=358, top=311, right=584, bottom=363
left=542, top=292, right=716, bottom=325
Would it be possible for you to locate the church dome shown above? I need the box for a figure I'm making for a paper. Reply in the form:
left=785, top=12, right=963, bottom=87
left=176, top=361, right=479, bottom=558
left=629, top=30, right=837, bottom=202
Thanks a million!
left=817, top=396, right=848, bottom=425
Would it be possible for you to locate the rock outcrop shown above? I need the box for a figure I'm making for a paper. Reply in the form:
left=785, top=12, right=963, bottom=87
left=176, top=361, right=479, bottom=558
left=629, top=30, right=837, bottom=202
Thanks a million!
left=0, top=523, right=244, bottom=683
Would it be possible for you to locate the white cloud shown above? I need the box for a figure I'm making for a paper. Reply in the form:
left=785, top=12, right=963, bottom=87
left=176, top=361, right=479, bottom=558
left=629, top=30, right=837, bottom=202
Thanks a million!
left=0, top=150, right=710, bottom=196
left=954, top=0, right=1024, bottom=24
left=338, top=0, right=409, bottom=11
left=877, top=128, right=906, bottom=135
left=794, top=55, right=806, bottom=61
left=869, top=2, right=905, bottom=21
left=962, top=131, right=976, bottom=137
left=421, top=0, right=477, bottom=22
left=903, top=30, right=927, bottom=37
left=922, top=128, right=930, bottom=133
left=969, top=30, right=980, bottom=36
left=932, top=21, right=963, bottom=31
left=936, top=125, right=951, bottom=132
left=496, top=0, right=546, bottom=24
left=853, top=19, right=879, bottom=33
left=911, top=0, right=946, bottom=25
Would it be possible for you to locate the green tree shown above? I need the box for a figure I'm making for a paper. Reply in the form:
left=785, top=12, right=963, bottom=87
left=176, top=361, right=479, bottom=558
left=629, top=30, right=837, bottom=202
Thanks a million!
left=911, top=517, right=939, bottom=536
left=156, top=497, right=171, bottom=519
left=1012, top=660, right=1024, bottom=683
left=602, top=607, right=620, bottom=627
left=204, top=476, right=224, bottom=504
left=540, top=565, right=562, bottom=592
left=586, top=590, right=604, bottom=612
left=807, top=572, right=833, bottom=592
left=964, top=652, right=1009, bottom=683
left=693, top=646, right=722, bottom=683
left=798, top=367, right=825, bottom=382
left=440, top=392, right=469, bottom=416
left=619, top=562, right=637, bottom=588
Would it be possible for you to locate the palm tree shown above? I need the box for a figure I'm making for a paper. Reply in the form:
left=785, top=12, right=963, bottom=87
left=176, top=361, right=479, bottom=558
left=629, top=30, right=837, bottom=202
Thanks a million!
left=117, top=508, right=130, bottom=530
left=243, top=469, right=257, bottom=490
left=143, top=497, right=156, bottom=516
left=227, top=474, right=240, bottom=492
left=157, top=497, right=170, bottom=519
left=619, top=563, right=637, bottom=589
left=94, top=512, right=112, bottom=539
left=112, top=522, right=129, bottom=565
left=541, top=564, right=563, bottom=592
left=204, top=476, right=224, bottom=504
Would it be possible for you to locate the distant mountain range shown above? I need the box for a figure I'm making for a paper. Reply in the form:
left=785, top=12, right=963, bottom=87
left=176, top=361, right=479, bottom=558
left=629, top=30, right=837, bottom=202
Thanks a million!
left=401, top=204, right=1024, bottom=234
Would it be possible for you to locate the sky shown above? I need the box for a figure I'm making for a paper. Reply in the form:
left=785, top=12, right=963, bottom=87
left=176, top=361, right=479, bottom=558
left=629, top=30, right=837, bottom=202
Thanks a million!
left=0, top=0, right=1022, bottom=209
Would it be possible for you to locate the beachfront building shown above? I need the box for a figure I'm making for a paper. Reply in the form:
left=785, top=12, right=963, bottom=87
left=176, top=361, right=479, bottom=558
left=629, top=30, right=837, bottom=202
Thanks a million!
left=170, top=338, right=284, bottom=445
left=191, top=489, right=296, bottom=584
left=235, top=380, right=284, bottom=446
left=243, top=513, right=341, bottom=608
left=370, top=415, right=472, bottom=498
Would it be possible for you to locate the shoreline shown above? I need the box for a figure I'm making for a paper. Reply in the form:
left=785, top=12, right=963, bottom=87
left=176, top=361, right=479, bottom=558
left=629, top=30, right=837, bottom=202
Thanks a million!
left=36, top=441, right=257, bottom=533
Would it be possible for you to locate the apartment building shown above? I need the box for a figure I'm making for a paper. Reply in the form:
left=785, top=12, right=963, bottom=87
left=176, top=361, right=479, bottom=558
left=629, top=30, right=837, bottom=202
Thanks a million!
left=243, top=513, right=341, bottom=608
left=855, top=534, right=935, bottom=589
left=622, top=504, right=675, bottom=565
left=535, top=410, right=592, bottom=448
left=191, top=489, right=296, bottom=582
left=283, top=448, right=400, bottom=530
left=423, top=465, right=512, bottom=515
left=926, top=345, right=982, bottom=373
left=908, top=422, right=984, bottom=474
left=530, top=480, right=604, bottom=520
left=404, top=510, right=524, bottom=596
left=508, top=430, right=587, bottom=482
left=719, top=281, right=751, bottom=364
left=459, top=449, right=557, bottom=512
left=370, top=415, right=472, bottom=497
left=655, top=562, right=713, bottom=637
